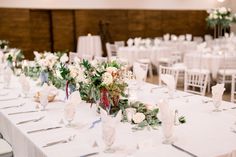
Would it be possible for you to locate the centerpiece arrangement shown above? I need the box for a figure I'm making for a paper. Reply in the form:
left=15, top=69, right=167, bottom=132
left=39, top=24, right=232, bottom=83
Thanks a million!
left=206, top=7, right=236, bottom=38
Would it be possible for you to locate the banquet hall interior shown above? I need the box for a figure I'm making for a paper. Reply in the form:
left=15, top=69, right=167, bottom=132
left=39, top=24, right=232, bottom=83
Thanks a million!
left=1, top=0, right=236, bottom=157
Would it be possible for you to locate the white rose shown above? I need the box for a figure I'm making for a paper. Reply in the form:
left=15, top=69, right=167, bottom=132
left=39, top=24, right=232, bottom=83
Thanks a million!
left=132, top=112, right=145, bottom=124
left=60, top=53, right=69, bottom=63
left=106, top=67, right=118, bottom=74
left=219, top=7, right=227, bottom=14
left=102, top=72, right=113, bottom=85
left=145, top=104, right=157, bottom=111
left=55, top=70, right=63, bottom=79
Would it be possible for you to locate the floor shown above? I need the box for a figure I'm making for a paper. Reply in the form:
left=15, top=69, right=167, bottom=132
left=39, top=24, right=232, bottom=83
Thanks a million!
left=146, top=75, right=233, bottom=102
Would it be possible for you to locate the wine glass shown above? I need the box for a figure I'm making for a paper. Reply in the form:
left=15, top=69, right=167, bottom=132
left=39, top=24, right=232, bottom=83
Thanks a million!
left=39, top=92, right=48, bottom=111
left=3, top=70, right=11, bottom=89
left=21, top=84, right=30, bottom=98
left=102, top=122, right=116, bottom=153
left=64, top=104, right=76, bottom=127
left=162, top=122, right=174, bottom=144
left=213, top=99, right=222, bottom=112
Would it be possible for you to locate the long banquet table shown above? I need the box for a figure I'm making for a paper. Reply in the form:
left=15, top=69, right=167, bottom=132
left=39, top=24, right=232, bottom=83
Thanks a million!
left=0, top=76, right=236, bottom=157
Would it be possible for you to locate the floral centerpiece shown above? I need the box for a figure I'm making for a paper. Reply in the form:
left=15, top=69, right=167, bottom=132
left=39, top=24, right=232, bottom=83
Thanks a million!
left=4, top=48, right=25, bottom=69
left=206, top=7, right=236, bottom=37
left=0, top=40, right=9, bottom=49
left=33, top=51, right=68, bottom=86
left=55, top=56, right=85, bottom=98
left=79, top=59, right=128, bottom=114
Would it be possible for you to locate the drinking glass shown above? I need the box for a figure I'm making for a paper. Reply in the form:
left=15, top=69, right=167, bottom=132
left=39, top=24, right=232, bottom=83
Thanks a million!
left=39, top=92, right=48, bottom=111
left=213, top=99, right=222, bottom=112
left=102, top=122, right=116, bottom=153
left=162, top=122, right=174, bottom=144
left=64, top=105, right=76, bottom=127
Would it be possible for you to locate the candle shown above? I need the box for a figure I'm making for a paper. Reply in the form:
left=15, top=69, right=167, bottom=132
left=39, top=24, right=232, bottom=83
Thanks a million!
left=88, top=33, right=91, bottom=36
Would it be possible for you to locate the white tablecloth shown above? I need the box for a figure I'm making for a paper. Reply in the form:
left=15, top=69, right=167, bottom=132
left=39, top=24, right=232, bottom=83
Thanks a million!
left=0, top=77, right=236, bottom=157
left=184, top=53, right=236, bottom=79
left=77, top=35, right=103, bottom=57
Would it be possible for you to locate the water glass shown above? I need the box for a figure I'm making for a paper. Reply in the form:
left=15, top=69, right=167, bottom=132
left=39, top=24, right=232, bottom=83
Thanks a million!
left=39, top=92, right=48, bottom=111
left=102, top=122, right=116, bottom=153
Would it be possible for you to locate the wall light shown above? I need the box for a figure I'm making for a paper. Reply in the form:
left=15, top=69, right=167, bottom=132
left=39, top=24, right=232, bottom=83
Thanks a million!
left=217, top=0, right=225, bottom=2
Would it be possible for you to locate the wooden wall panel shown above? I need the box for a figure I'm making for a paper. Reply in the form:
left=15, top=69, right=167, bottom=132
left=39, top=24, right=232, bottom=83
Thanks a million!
left=0, top=8, right=212, bottom=59
left=0, top=9, right=31, bottom=55
left=30, top=10, right=52, bottom=56
left=51, top=10, right=75, bottom=52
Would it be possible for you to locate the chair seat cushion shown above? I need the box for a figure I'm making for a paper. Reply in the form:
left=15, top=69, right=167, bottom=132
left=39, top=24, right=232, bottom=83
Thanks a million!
left=218, top=69, right=236, bottom=75
left=0, top=139, right=13, bottom=157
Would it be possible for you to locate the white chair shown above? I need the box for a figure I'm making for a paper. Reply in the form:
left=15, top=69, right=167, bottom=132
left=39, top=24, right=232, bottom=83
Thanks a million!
left=184, top=69, right=209, bottom=96
left=69, top=52, right=78, bottom=63
left=80, top=54, right=93, bottom=61
left=217, top=57, right=236, bottom=84
left=133, top=62, right=149, bottom=82
left=193, top=36, right=203, bottom=44
left=106, top=43, right=117, bottom=60
left=137, top=58, right=153, bottom=79
left=94, top=56, right=107, bottom=63
left=204, top=34, right=213, bottom=42
left=159, top=65, right=179, bottom=87
left=0, top=139, right=13, bottom=157
left=231, top=74, right=236, bottom=103
left=114, top=41, right=125, bottom=49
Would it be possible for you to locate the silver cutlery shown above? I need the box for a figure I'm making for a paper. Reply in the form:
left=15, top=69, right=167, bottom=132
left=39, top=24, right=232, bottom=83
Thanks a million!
left=222, top=107, right=236, bottom=111
left=230, top=127, right=236, bottom=134
left=182, top=95, right=193, bottom=97
left=0, top=94, right=20, bottom=101
left=171, top=144, right=198, bottom=157
left=16, top=116, right=45, bottom=125
left=0, top=102, right=25, bottom=109
left=150, top=86, right=164, bottom=92
left=80, top=152, right=99, bottom=157
left=43, top=135, right=76, bottom=148
left=27, top=126, right=62, bottom=134
left=8, top=110, right=38, bottom=115
left=202, top=99, right=213, bottom=104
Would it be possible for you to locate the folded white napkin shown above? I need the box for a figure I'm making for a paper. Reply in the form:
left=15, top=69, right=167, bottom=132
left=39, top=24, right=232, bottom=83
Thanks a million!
left=163, top=34, right=170, bottom=41
left=186, top=34, right=192, bottom=41
left=211, top=84, right=225, bottom=102
left=18, top=74, right=30, bottom=94
left=158, top=99, right=173, bottom=123
left=67, top=91, right=82, bottom=105
left=127, top=38, right=134, bottom=47
left=171, top=35, right=178, bottom=41
left=145, top=39, right=151, bottom=47
left=154, top=38, right=161, bottom=46
left=3, top=67, right=13, bottom=87
left=100, top=108, right=122, bottom=125
left=134, top=37, right=141, bottom=47
left=161, top=74, right=176, bottom=91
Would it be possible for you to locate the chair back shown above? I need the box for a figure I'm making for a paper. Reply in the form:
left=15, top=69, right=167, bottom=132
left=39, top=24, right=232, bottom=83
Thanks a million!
left=114, top=41, right=125, bottom=49
left=231, top=74, right=236, bottom=102
left=184, top=70, right=209, bottom=96
left=133, top=62, right=148, bottom=82
left=106, top=43, right=117, bottom=59
left=159, top=65, right=179, bottom=86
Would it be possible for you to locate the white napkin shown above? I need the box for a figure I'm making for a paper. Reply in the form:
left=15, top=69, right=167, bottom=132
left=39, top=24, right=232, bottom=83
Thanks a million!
left=160, top=74, right=176, bottom=91
left=158, top=99, right=174, bottom=140
left=145, top=39, right=151, bottom=47
left=100, top=108, right=122, bottom=125
left=178, top=35, right=185, bottom=41
left=3, top=67, right=13, bottom=88
left=211, top=84, right=225, bottom=102
left=18, top=74, right=30, bottom=94
left=186, top=34, right=192, bottom=41
left=163, top=34, right=170, bottom=41
left=67, top=91, right=82, bottom=105
left=171, top=35, right=178, bottom=41
left=154, top=38, right=161, bottom=46
left=134, top=37, right=141, bottom=47
left=127, top=38, right=134, bottom=47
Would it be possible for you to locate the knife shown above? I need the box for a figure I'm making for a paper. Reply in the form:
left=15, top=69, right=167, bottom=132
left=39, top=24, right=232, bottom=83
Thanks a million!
left=0, top=102, right=25, bottom=109
left=171, top=144, right=198, bottom=157
left=8, top=110, right=38, bottom=115
left=27, top=126, right=62, bottom=134
left=80, top=152, right=99, bottom=157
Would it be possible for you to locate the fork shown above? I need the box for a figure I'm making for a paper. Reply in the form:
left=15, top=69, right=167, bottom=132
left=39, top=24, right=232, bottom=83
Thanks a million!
left=43, top=135, right=76, bottom=147
left=16, top=116, right=45, bottom=125
left=0, top=102, right=25, bottom=109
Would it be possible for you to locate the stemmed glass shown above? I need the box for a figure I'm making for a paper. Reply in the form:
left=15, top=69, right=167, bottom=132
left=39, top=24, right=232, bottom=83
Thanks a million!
left=162, top=121, right=174, bottom=144
left=39, top=92, right=48, bottom=111
left=21, top=84, right=30, bottom=98
left=213, top=99, right=222, bottom=112
left=64, top=104, right=76, bottom=127
left=3, top=69, right=12, bottom=89
left=102, top=122, right=116, bottom=153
